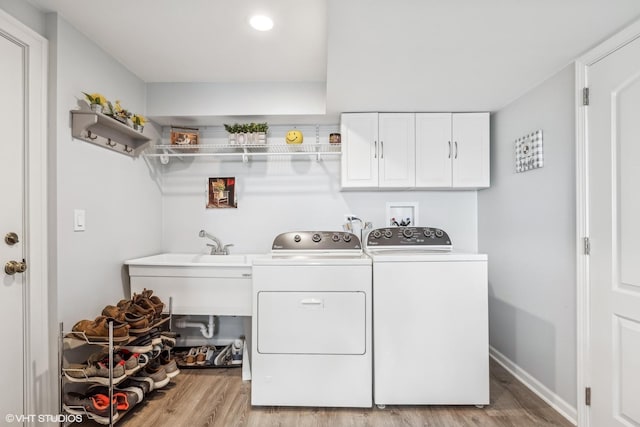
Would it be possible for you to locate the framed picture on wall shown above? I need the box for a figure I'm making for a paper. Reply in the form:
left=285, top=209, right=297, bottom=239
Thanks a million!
left=207, top=177, right=237, bottom=209
left=170, top=126, right=199, bottom=149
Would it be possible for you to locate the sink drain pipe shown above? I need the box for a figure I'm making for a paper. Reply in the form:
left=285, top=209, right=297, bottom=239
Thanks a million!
left=174, top=315, right=215, bottom=339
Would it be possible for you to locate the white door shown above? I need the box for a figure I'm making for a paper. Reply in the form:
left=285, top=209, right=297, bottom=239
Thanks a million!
left=452, top=113, right=490, bottom=188
left=415, top=113, right=452, bottom=188
left=0, top=26, right=27, bottom=418
left=378, top=113, right=415, bottom=188
left=340, top=113, right=379, bottom=188
left=588, top=35, right=640, bottom=427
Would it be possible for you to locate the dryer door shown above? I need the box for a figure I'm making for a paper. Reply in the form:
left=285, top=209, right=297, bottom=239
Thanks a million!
left=257, top=291, right=366, bottom=355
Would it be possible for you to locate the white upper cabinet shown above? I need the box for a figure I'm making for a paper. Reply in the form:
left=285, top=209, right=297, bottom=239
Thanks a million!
left=378, top=113, right=415, bottom=188
left=341, top=113, right=379, bottom=188
left=342, top=112, right=489, bottom=190
left=415, top=112, right=490, bottom=189
left=415, top=113, right=453, bottom=188
left=341, top=113, right=415, bottom=189
left=452, top=113, right=490, bottom=188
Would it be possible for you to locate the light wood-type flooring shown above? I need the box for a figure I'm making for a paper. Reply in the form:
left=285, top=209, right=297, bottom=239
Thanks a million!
left=99, top=359, right=574, bottom=427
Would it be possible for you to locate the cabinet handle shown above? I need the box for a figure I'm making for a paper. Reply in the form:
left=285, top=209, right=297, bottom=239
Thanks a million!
left=374, top=140, right=377, bottom=158
left=454, top=141, right=458, bottom=159
left=380, top=141, right=384, bottom=159
left=448, top=141, right=451, bottom=159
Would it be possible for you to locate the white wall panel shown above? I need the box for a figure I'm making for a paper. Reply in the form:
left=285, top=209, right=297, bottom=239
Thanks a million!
left=52, top=16, right=163, bottom=328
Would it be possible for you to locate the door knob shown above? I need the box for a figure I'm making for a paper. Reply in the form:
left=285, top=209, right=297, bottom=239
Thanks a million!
left=5, top=260, right=27, bottom=275
left=4, top=232, right=19, bottom=246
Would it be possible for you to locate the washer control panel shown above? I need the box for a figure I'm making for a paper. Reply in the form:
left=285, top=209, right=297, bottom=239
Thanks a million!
left=366, top=227, right=452, bottom=251
left=272, top=231, right=361, bottom=251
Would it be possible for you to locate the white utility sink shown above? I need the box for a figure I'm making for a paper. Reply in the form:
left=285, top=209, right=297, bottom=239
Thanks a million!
left=125, top=252, right=266, bottom=316
left=125, top=252, right=260, bottom=267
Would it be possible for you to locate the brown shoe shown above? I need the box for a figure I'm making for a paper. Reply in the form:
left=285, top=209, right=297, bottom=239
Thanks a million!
left=141, top=288, right=165, bottom=315
left=102, top=305, right=149, bottom=332
left=133, top=291, right=164, bottom=319
left=72, top=316, right=130, bottom=342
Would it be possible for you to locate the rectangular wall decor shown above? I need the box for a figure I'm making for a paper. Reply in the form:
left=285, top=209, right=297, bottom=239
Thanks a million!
left=207, top=177, right=237, bottom=209
left=515, top=130, right=543, bottom=173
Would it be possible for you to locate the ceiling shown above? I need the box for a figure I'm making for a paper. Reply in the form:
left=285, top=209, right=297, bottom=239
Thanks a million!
left=26, top=0, right=640, bottom=114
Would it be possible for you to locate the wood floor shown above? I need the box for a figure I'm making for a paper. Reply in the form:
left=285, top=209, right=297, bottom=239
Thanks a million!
left=109, top=359, right=574, bottom=427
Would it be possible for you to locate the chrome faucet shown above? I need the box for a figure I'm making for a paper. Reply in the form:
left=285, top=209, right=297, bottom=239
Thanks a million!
left=199, top=230, right=233, bottom=255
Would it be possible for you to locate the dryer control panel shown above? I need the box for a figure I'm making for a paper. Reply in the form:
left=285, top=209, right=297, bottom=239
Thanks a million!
left=272, top=231, right=362, bottom=251
left=365, top=227, right=452, bottom=251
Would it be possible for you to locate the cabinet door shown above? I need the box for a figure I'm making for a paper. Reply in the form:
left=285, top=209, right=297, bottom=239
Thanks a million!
left=452, top=113, right=490, bottom=188
left=378, top=113, right=416, bottom=188
left=415, top=113, right=453, bottom=188
left=341, top=113, right=379, bottom=188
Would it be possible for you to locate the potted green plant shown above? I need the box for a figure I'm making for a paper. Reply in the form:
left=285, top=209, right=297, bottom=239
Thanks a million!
left=131, top=114, right=146, bottom=132
left=224, top=122, right=268, bottom=145
left=82, top=92, right=107, bottom=113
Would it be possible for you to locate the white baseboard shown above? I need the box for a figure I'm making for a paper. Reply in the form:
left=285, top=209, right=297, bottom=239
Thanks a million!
left=489, top=346, right=577, bottom=425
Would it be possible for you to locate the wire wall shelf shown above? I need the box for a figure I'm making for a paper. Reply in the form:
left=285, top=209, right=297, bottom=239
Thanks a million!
left=144, top=143, right=342, bottom=163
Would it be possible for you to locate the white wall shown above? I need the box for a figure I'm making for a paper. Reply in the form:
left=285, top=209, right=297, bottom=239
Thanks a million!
left=160, top=125, right=479, bottom=254
left=0, top=0, right=45, bottom=36
left=478, top=65, right=576, bottom=408
left=50, top=15, right=163, bottom=328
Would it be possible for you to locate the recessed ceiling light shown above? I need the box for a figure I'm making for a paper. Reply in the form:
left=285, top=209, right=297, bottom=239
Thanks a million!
left=249, top=15, right=274, bottom=31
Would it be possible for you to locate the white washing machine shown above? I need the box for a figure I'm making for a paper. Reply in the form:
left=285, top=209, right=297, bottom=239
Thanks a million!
left=365, top=227, right=489, bottom=407
left=251, top=231, right=372, bottom=407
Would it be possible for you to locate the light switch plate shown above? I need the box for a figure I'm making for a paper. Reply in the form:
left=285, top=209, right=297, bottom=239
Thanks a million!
left=74, top=209, right=86, bottom=232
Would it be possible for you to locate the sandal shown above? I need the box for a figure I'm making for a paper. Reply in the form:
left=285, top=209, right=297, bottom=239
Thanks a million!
left=195, top=346, right=208, bottom=365
left=184, top=347, right=198, bottom=366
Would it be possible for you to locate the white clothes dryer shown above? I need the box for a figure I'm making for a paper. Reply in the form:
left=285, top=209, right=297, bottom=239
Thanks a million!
left=251, top=231, right=372, bottom=408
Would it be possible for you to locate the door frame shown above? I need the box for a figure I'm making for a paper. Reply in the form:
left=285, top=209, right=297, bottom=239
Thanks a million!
left=0, top=9, right=50, bottom=419
left=575, top=18, right=640, bottom=427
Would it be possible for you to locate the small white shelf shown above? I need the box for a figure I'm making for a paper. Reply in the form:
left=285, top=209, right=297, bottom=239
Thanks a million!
left=71, top=109, right=151, bottom=156
left=144, top=143, right=341, bottom=163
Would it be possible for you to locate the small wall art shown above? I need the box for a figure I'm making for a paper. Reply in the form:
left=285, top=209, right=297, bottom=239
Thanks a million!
left=515, top=130, right=543, bottom=173
left=207, top=177, right=237, bottom=209
left=170, top=126, right=199, bottom=149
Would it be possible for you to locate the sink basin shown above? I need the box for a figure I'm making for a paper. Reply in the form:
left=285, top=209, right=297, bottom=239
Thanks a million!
left=125, top=252, right=264, bottom=317
left=125, top=252, right=262, bottom=267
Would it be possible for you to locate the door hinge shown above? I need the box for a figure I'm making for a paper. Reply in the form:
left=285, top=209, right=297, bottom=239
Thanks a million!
left=585, top=387, right=591, bottom=406
left=583, top=87, right=590, bottom=106
left=584, top=237, right=591, bottom=255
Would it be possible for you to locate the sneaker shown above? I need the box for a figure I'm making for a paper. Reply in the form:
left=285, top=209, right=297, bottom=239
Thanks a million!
left=64, top=360, right=126, bottom=385
left=149, top=328, right=162, bottom=345
left=63, top=392, right=118, bottom=424
left=131, top=360, right=170, bottom=389
left=120, top=377, right=153, bottom=397
left=87, top=385, right=139, bottom=409
left=87, top=349, right=139, bottom=375
left=159, top=349, right=180, bottom=379
left=121, top=334, right=153, bottom=354
left=71, top=316, right=130, bottom=343
left=214, top=343, right=233, bottom=366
